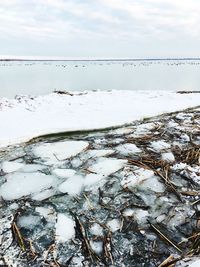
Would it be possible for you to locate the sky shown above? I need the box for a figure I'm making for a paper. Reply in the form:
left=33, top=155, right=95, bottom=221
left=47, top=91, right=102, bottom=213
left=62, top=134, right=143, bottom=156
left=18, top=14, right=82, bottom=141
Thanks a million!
left=0, top=0, right=200, bottom=58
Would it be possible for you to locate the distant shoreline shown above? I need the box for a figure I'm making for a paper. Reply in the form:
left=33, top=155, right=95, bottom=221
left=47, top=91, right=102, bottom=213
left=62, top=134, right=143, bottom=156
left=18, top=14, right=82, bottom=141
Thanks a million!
left=1, top=57, right=200, bottom=62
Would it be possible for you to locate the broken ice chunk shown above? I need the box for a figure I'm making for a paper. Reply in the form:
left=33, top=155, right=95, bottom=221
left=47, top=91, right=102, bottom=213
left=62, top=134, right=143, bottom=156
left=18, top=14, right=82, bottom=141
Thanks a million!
left=107, top=219, right=121, bottom=232
left=1, top=161, right=24, bottom=173
left=84, top=173, right=104, bottom=187
left=140, top=176, right=165, bottom=193
left=58, top=175, right=84, bottom=196
left=32, top=188, right=56, bottom=201
left=0, top=172, right=56, bottom=200
left=121, top=168, right=154, bottom=189
left=55, top=214, right=75, bottom=242
left=88, top=157, right=127, bottom=176
left=52, top=168, right=76, bottom=179
left=33, top=140, right=89, bottom=164
left=134, top=209, right=149, bottom=224
left=18, top=215, right=41, bottom=230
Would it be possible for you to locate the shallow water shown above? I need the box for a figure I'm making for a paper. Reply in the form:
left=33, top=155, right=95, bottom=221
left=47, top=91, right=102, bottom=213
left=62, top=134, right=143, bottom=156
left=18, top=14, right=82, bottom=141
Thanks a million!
left=1, top=59, right=200, bottom=98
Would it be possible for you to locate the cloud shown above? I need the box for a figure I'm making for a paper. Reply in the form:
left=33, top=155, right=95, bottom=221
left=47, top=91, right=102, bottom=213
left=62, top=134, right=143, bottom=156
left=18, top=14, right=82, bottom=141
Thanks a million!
left=0, top=0, right=200, bottom=57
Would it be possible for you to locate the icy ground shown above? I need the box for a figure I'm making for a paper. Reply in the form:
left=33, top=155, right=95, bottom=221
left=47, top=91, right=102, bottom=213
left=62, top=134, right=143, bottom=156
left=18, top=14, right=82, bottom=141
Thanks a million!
left=1, top=90, right=200, bottom=147
left=0, top=106, right=199, bottom=267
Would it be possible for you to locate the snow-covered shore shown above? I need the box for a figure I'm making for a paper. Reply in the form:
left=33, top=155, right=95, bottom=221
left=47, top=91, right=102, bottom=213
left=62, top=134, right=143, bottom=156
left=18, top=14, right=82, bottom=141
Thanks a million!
left=0, top=90, right=200, bottom=148
left=0, top=106, right=199, bottom=266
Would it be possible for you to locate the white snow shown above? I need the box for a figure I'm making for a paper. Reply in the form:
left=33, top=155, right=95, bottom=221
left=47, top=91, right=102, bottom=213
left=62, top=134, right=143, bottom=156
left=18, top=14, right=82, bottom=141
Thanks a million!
left=0, top=90, right=200, bottom=147
left=0, top=172, right=56, bottom=200
left=116, top=143, right=142, bottom=156
left=161, top=152, right=175, bottom=162
left=35, top=207, right=55, bottom=221
left=172, top=163, right=188, bottom=171
left=1, top=161, right=24, bottom=173
left=107, top=219, right=121, bottom=232
left=90, top=241, right=103, bottom=254
left=150, top=140, right=171, bottom=152
left=132, top=122, right=159, bottom=136
left=33, top=141, right=89, bottom=164
left=90, top=223, right=103, bottom=236
left=134, top=210, right=149, bottom=224
left=140, top=176, right=165, bottom=193
left=58, top=175, right=84, bottom=196
left=121, top=168, right=155, bottom=189
left=88, top=158, right=127, bottom=176
left=123, top=208, right=134, bottom=217
left=55, top=214, right=75, bottom=242
left=18, top=215, right=41, bottom=230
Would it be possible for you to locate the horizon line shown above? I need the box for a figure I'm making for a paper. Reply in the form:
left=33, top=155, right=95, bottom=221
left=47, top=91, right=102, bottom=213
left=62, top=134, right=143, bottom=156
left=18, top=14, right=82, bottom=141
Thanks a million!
left=1, top=56, right=200, bottom=61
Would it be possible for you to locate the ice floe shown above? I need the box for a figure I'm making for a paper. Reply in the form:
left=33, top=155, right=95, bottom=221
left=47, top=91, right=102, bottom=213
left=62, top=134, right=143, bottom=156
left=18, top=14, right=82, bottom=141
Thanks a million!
left=0, top=172, right=56, bottom=200
left=55, top=214, right=75, bottom=242
left=121, top=168, right=155, bottom=190
left=33, top=140, right=89, bottom=164
left=1, top=161, right=24, bottom=173
left=58, top=175, right=84, bottom=196
left=88, top=157, right=127, bottom=176
left=52, top=168, right=76, bottom=179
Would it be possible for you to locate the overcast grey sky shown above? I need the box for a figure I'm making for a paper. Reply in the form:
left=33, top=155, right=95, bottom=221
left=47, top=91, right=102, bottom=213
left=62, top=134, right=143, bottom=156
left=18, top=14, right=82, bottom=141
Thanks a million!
left=1, top=0, right=200, bottom=58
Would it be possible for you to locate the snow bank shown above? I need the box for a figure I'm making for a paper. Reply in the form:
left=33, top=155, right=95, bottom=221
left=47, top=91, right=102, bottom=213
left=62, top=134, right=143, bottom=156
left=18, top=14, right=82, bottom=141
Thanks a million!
left=0, top=90, right=200, bottom=148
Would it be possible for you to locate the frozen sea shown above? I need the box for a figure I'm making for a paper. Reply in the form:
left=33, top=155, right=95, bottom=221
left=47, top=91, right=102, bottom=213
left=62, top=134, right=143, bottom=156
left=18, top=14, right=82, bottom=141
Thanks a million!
left=1, top=59, right=200, bottom=98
